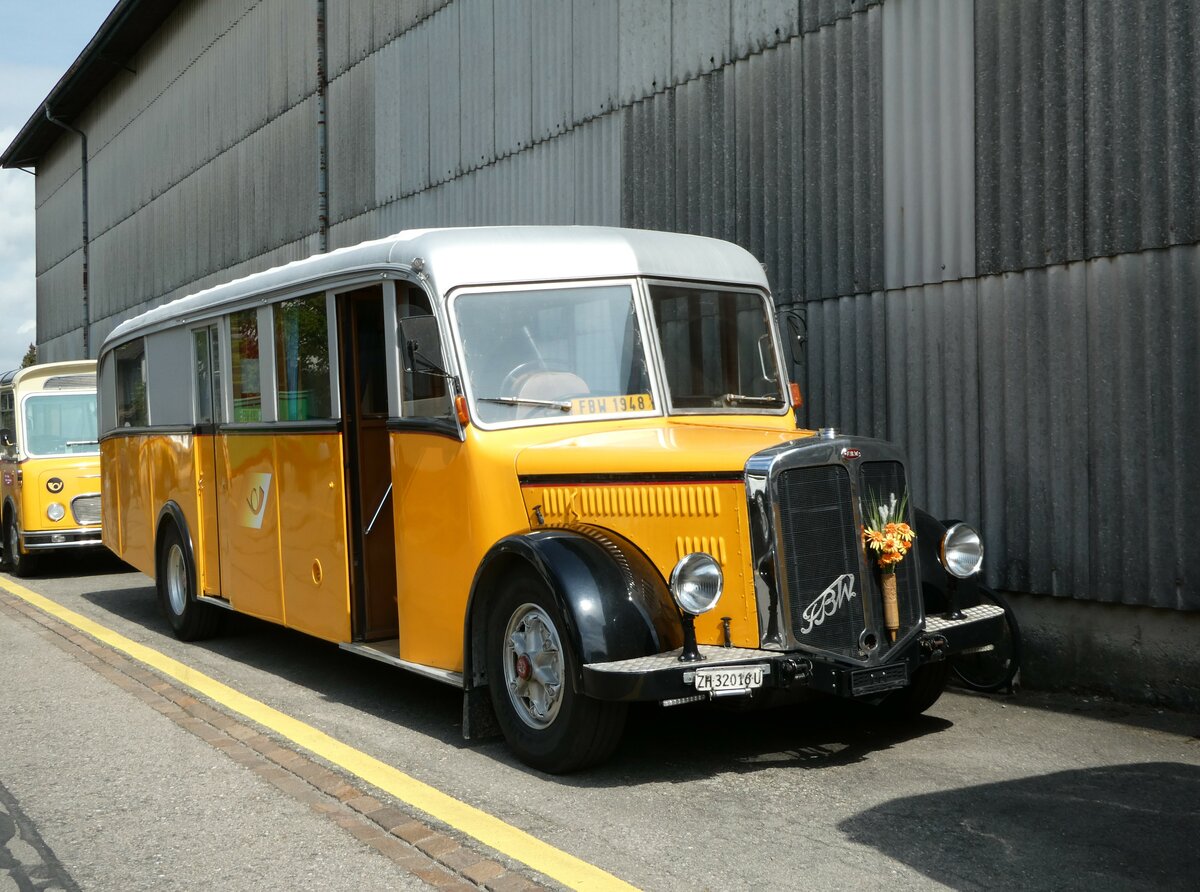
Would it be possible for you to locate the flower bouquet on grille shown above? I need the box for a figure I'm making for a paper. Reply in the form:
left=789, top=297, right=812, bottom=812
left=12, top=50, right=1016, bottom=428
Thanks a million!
left=861, top=490, right=916, bottom=642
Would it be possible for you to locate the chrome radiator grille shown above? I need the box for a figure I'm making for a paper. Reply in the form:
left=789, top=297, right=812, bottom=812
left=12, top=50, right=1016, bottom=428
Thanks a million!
left=777, top=465, right=864, bottom=658
left=774, top=460, right=920, bottom=659
left=71, top=494, right=102, bottom=525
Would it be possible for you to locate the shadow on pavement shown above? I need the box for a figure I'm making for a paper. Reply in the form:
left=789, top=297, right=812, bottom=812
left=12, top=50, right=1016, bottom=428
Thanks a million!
left=7, top=548, right=134, bottom=580
left=75, top=580, right=952, bottom=779
left=576, top=698, right=953, bottom=786
left=838, top=762, right=1200, bottom=890
left=948, top=684, right=1200, bottom=742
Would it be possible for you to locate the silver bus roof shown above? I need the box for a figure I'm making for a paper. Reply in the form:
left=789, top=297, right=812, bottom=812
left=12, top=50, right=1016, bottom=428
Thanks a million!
left=99, top=226, right=769, bottom=353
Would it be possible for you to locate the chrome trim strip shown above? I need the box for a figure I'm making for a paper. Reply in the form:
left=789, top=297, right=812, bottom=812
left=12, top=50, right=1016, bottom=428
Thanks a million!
left=196, top=595, right=236, bottom=611
left=338, top=641, right=464, bottom=687
left=23, top=531, right=104, bottom=549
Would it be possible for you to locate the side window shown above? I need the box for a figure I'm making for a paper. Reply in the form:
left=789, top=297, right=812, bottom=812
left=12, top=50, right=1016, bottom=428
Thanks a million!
left=115, top=339, right=149, bottom=427
left=0, top=391, right=15, bottom=457
left=274, top=294, right=332, bottom=421
left=230, top=309, right=261, bottom=422
left=193, top=324, right=225, bottom=425
left=397, top=286, right=452, bottom=419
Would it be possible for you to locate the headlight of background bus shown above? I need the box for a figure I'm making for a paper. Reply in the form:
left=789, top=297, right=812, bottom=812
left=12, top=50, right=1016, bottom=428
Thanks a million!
left=47, top=502, right=66, bottom=522
left=940, top=522, right=984, bottom=578
left=669, top=553, right=723, bottom=615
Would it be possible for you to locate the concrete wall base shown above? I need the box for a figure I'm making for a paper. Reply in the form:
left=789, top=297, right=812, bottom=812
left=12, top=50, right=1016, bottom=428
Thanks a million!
left=1006, top=592, right=1200, bottom=713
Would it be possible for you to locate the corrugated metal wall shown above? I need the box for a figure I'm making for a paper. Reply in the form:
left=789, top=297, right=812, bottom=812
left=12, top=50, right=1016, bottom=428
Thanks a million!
left=28, top=0, right=1199, bottom=611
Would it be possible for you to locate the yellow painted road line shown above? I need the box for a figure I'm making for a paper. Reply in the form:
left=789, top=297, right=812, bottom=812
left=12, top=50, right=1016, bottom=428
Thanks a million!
left=0, top=577, right=640, bottom=892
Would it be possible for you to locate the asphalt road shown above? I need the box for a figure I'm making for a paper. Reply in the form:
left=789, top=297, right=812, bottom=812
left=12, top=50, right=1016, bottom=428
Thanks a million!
left=2, top=554, right=1198, bottom=891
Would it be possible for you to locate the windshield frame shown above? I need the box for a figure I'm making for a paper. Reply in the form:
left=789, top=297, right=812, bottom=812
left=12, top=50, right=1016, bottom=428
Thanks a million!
left=19, top=391, right=101, bottom=458
left=642, top=279, right=790, bottom=417
left=447, top=278, right=665, bottom=431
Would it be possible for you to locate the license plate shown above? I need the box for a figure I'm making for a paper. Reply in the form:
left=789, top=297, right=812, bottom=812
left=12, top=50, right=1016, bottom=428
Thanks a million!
left=850, top=663, right=908, bottom=696
left=569, top=393, right=655, bottom=415
left=693, top=664, right=768, bottom=694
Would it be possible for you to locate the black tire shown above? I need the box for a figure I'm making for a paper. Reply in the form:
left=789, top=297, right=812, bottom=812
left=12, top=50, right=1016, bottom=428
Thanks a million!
left=4, top=512, right=38, bottom=578
left=877, top=661, right=950, bottom=718
left=157, top=522, right=221, bottom=641
left=486, top=574, right=627, bottom=773
left=949, top=586, right=1022, bottom=693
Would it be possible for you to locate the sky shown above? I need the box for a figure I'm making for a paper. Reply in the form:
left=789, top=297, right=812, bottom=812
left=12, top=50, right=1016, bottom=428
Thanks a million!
left=0, top=0, right=114, bottom=372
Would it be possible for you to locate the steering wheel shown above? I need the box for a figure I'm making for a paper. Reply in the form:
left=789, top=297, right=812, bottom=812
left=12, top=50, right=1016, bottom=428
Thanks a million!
left=500, top=360, right=573, bottom=396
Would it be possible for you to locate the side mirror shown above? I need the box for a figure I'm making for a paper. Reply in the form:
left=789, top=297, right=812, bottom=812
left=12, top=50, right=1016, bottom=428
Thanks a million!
left=0, top=428, right=13, bottom=448
left=398, top=315, right=449, bottom=378
left=779, top=307, right=807, bottom=372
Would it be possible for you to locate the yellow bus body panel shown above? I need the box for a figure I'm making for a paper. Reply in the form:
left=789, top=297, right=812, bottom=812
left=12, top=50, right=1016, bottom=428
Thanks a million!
left=515, top=420, right=811, bottom=650
left=215, top=432, right=350, bottom=640
left=270, top=433, right=350, bottom=642
left=101, top=434, right=198, bottom=576
left=390, top=416, right=812, bottom=670
left=105, top=412, right=807, bottom=665
left=2, top=455, right=101, bottom=535
left=390, top=427, right=530, bottom=670
left=104, top=431, right=350, bottom=643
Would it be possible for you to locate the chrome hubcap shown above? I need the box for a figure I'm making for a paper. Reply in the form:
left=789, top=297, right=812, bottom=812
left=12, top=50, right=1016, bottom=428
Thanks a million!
left=166, top=544, right=187, bottom=615
left=8, top=522, right=17, bottom=561
left=502, top=603, right=564, bottom=729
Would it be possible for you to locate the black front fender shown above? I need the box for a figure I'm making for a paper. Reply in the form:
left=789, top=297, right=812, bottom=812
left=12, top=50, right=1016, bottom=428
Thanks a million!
left=914, top=508, right=987, bottom=613
left=464, top=526, right=680, bottom=691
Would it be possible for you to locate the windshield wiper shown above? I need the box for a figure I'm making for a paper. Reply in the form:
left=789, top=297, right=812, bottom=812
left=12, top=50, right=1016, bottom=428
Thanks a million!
left=66, top=439, right=100, bottom=446
left=478, top=396, right=573, bottom=412
left=722, top=393, right=783, bottom=405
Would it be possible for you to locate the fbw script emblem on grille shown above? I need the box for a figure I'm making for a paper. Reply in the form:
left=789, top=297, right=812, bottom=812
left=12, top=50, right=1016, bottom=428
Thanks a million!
left=800, top=573, right=858, bottom=634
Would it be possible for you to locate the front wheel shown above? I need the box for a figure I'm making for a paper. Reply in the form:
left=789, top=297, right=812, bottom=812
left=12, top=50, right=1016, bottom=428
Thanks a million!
left=4, top=513, right=38, bottom=577
left=949, top=586, right=1021, bottom=693
left=486, top=575, right=626, bottom=773
left=157, top=522, right=220, bottom=641
left=876, top=661, right=950, bottom=719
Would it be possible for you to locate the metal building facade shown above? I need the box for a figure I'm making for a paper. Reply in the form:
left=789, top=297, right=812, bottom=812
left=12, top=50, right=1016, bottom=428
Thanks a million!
left=4, top=0, right=1198, bottom=614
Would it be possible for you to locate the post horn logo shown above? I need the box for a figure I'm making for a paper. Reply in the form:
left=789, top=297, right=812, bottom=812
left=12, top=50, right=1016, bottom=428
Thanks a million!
left=46, top=477, right=64, bottom=493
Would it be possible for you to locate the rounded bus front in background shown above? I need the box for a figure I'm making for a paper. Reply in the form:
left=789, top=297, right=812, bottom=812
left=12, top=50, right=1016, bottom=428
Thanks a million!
left=0, top=360, right=103, bottom=577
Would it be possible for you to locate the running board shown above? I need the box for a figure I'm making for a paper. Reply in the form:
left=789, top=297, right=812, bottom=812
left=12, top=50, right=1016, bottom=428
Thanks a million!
left=339, top=639, right=463, bottom=688
left=197, top=594, right=236, bottom=611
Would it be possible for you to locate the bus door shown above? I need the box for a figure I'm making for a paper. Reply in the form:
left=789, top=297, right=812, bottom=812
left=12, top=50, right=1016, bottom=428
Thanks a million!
left=192, top=323, right=223, bottom=596
left=338, top=286, right=399, bottom=641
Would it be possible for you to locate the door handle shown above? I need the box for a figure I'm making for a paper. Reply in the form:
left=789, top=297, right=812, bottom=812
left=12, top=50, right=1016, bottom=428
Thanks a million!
left=365, top=483, right=393, bottom=536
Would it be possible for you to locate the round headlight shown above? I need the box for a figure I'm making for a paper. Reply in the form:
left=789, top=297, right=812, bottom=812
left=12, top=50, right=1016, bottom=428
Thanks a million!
left=940, top=522, right=984, bottom=578
left=47, top=502, right=66, bottom=522
left=669, top=553, right=723, bottom=616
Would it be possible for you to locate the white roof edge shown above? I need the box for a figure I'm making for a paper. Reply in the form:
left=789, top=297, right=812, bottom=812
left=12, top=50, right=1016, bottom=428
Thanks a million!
left=100, top=226, right=770, bottom=353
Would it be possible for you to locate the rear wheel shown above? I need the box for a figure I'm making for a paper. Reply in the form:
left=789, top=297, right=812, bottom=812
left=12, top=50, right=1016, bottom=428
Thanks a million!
left=157, top=522, right=220, bottom=641
left=4, top=512, right=38, bottom=577
left=486, top=575, right=626, bottom=773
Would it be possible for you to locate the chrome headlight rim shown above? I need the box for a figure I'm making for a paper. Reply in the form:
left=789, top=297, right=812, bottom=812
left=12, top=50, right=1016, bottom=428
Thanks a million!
left=940, top=522, right=984, bottom=579
left=46, top=502, right=66, bottom=522
left=669, top=552, right=724, bottom=616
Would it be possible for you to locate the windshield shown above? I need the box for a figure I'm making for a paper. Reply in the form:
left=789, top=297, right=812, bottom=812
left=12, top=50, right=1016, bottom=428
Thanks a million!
left=648, top=284, right=786, bottom=412
left=453, top=284, right=655, bottom=425
left=22, top=393, right=99, bottom=456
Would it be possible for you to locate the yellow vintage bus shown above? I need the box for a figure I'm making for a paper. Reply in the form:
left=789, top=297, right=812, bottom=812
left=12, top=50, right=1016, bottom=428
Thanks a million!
left=0, top=360, right=103, bottom=576
left=98, top=227, right=1003, bottom=771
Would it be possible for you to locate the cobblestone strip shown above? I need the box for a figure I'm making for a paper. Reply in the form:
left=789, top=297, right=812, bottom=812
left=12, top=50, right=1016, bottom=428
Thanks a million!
left=0, top=592, right=552, bottom=892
